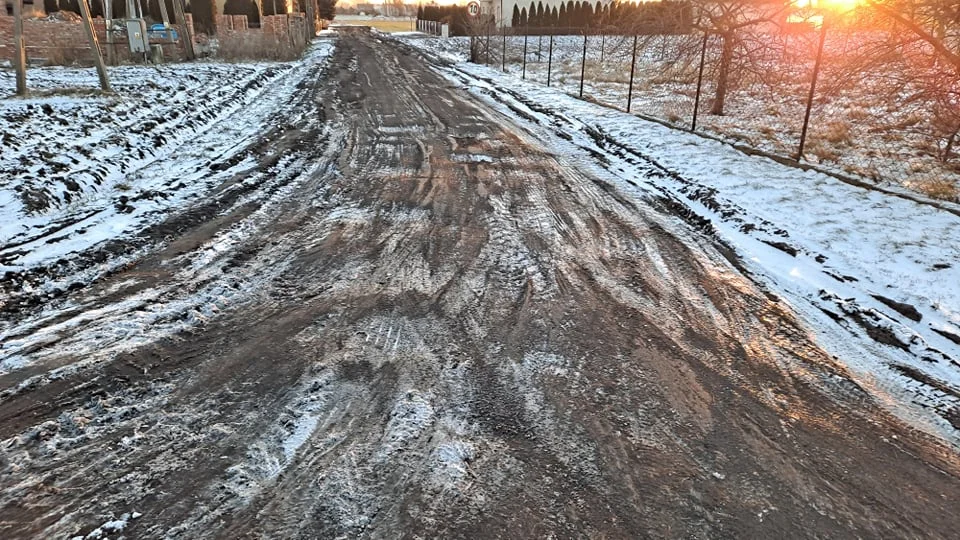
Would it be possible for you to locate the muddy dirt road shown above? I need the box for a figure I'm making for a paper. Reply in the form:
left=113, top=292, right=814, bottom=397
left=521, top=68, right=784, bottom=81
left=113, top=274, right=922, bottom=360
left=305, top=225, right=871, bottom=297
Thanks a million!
left=2, top=31, right=960, bottom=538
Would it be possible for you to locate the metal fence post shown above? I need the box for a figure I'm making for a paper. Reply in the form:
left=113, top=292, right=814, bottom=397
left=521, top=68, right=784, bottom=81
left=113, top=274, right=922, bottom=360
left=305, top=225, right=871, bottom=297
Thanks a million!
left=600, top=32, right=605, bottom=63
left=501, top=0, right=505, bottom=71
left=579, top=33, right=588, bottom=98
left=486, top=18, right=492, bottom=64
left=538, top=34, right=542, bottom=62
left=798, top=22, right=828, bottom=160
left=547, top=34, right=554, bottom=87
left=626, top=35, right=638, bottom=112
left=522, top=29, right=528, bottom=79
left=692, top=32, right=708, bottom=131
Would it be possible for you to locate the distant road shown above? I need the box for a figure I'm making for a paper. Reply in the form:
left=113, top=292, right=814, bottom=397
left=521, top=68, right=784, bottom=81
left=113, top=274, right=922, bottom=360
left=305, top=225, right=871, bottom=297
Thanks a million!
left=334, top=14, right=417, bottom=33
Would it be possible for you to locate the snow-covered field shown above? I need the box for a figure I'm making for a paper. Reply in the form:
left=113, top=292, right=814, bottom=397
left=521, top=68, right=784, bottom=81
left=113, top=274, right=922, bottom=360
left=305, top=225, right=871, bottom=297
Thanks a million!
left=0, top=44, right=336, bottom=300
left=1, top=60, right=281, bottom=267
left=409, top=34, right=959, bottom=202
left=401, top=34, right=960, bottom=443
left=0, top=42, right=337, bottom=371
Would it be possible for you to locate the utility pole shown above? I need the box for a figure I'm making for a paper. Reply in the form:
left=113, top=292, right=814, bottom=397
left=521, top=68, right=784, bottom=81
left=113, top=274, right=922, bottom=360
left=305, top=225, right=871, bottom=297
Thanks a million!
left=103, top=0, right=114, bottom=65
left=305, top=0, right=316, bottom=42
left=522, top=25, right=527, bottom=79
left=691, top=32, right=709, bottom=132
left=12, top=0, right=27, bottom=96
left=158, top=0, right=171, bottom=27
left=626, top=34, right=637, bottom=113
left=78, top=0, right=113, bottom=93
left=546, top=34, right=553, bottom=86
left=579, top=32, right=587, bottom=98
left=173, top=0, right=196, bottom=60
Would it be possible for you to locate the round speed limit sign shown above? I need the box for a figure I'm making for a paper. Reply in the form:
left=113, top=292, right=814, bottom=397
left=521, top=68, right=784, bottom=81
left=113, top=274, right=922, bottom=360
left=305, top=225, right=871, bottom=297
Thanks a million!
left=467, top=1, right=481, bottom=17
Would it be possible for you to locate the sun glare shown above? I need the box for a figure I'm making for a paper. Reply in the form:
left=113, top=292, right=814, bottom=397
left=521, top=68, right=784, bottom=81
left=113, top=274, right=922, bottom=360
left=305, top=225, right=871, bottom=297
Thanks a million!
left=793, top=0, right=862, bottom=12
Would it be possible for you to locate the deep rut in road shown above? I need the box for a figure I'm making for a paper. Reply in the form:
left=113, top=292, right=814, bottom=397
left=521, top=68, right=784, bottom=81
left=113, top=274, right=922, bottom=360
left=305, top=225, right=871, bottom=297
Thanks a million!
left=2, top=31, right=960, bottom=539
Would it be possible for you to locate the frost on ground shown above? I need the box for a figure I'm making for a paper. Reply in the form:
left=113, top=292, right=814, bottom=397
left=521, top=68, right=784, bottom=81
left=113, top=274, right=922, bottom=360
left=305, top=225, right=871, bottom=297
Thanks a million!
left=403, top=34, right=959, bottom=202
left=399, top=35, right=960, bottom=442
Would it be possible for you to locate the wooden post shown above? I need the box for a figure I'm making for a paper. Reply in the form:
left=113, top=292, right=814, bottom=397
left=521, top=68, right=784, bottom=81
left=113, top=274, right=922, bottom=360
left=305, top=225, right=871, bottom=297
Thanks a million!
left=173, top=0, right=196, bottom=60
left=12, top=0, right=27, bottom=96
left=78, top=0, right=112, bottom=93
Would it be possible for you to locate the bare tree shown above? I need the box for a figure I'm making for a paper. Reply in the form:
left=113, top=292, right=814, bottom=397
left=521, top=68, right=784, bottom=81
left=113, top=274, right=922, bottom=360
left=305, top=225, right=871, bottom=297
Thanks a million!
left=867, top=1, right=960, bottom=160
left=827, top=2, right=960, bottom=162
left=387, top=0, right=404, bottom=18
left=689, top=0, right=791, bottom=115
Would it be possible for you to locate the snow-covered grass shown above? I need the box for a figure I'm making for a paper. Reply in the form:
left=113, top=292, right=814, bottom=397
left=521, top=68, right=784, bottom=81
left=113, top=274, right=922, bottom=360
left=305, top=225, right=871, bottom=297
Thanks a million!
left=406, top=34, right=959, bottom=203
left=401, top=35, right=960, bottom=443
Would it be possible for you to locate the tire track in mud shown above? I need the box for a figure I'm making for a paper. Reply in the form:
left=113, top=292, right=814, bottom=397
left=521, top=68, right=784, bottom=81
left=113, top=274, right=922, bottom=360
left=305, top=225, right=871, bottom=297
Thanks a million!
left=2, top=32, right=960, bottom=539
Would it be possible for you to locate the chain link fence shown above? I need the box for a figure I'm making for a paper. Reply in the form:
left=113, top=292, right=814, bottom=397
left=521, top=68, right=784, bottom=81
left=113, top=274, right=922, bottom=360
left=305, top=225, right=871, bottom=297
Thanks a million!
left=461, top=26, right=959, bottom=203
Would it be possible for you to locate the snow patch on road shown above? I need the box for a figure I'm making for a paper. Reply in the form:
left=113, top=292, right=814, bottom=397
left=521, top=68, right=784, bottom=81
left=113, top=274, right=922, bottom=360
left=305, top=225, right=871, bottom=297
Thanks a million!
left=376, top=389, right=436, bottom=460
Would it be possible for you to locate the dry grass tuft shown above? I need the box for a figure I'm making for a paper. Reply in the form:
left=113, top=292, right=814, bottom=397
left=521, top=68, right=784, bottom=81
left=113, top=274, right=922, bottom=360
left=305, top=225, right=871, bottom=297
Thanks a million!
left=914, top=178, right=959, bottom=201
left=817, top=120, right=853, bottom=145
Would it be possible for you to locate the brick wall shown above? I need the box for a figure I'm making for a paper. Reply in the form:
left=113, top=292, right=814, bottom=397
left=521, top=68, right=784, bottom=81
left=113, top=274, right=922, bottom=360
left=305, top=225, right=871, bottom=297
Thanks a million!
left=216, top=13, right=306, bottom=40
left=0, top=16, right=89, bottom=63
left=213, top=14, right=249, bottom=34
left=0, top=11, right=305, bottom=64
left=261, top=13, right=306, bottom=37
left=0, top=15, right=194, bottom=64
